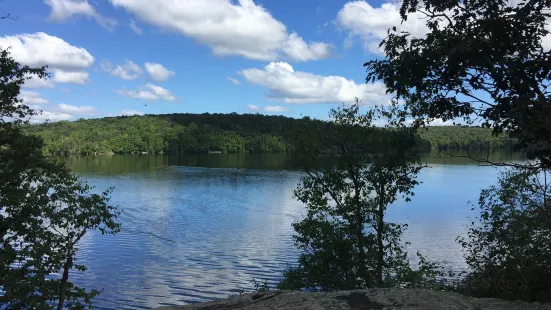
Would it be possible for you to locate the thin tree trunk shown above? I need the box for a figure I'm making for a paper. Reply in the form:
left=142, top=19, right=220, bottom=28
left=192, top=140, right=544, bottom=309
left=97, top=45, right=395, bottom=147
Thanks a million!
left=355, top=204, right=369, bottom=287
left=376, top=201, right=385, bottom=287
left=57, top=254, right=72, bottom=310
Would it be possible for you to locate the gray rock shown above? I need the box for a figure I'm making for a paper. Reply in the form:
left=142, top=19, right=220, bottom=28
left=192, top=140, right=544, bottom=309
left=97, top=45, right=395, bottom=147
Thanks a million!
left=155, top=289, right=551, bottom=310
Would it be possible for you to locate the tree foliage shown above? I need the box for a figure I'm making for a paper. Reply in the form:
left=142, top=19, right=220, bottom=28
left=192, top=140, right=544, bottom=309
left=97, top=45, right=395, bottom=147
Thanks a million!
left=457, top=169, right=551, bottom=302
left=364, top=0, right=551, bottom=301
left=0, top=48, right=120, bottom=308
left=278, top=104, right=442, bottom=291
left=24, top=114, right=515, bottom=156
left=365, top=0, right=551, bottom=168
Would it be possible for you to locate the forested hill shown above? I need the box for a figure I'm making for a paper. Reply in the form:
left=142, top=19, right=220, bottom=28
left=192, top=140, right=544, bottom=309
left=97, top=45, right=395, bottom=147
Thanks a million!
left=23, top=113, right=517, bottom=156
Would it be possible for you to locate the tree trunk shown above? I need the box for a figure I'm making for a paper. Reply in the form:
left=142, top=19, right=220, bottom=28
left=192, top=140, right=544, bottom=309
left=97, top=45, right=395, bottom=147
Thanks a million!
left=355, top=205, right=369, bottom=288
left=376, top=201, right=385, bottom=287
left=57, top=254, right=72, bottom=310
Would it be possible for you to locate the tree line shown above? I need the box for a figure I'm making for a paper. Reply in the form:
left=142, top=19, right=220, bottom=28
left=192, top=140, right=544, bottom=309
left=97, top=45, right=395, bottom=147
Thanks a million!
left=23, top=114, right=516, bottom=156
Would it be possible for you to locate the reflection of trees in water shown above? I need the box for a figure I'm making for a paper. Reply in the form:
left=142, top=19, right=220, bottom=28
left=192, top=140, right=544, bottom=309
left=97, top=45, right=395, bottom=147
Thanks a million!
left=58, top=155, right=167, bottom=175
left=59, top=152, right=527, bottom=176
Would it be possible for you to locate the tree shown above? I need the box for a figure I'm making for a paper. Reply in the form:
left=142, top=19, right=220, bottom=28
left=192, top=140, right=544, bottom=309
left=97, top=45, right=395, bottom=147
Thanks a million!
left=279, top=104, right=441, bottom=291
left=0, top=48, right=120, bottom=308
left=457, top=168, right=551, bottom=302
left=365, top=0, right=551, bottom=168
left=364, top=1, right=551, bottom=300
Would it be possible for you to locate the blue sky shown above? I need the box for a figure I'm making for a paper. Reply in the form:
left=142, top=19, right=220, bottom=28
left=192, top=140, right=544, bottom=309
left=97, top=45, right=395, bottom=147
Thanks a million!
left=0, top=0, right=426, bottom=122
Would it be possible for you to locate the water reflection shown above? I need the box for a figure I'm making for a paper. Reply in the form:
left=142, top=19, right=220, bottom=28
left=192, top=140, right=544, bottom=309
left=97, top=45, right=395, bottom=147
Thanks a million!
left=60, top=153, right=521, bottom=309
left=61, top=150, right=525, bottom=175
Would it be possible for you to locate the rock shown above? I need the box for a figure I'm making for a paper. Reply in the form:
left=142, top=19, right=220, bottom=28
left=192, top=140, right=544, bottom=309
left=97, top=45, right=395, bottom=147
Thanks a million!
left=155, top=288, right=551, bottom=310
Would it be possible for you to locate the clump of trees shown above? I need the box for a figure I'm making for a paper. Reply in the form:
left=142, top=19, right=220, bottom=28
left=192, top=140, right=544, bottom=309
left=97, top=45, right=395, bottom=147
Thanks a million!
left=24, top=113, right=515, bottom=156
left=278, top=104, right=442, bottom=291
left=0, top=49, right=120, bottom=308
left=363, top=0, right=551, bottom=302
left=458, top=169, right=551, bottom=302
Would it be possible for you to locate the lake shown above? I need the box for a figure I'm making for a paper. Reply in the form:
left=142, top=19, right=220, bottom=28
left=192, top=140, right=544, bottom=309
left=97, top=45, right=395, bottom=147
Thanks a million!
left=61, top=152, right=524, bottom=310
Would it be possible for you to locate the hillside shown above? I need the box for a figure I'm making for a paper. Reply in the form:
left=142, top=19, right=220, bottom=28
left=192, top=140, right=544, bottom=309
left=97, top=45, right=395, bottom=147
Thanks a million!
left=23, top=113, right=517, bottom=156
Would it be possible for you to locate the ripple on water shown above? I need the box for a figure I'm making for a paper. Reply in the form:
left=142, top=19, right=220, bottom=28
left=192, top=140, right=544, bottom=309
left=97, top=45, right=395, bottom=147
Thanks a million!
left=69, top=163, right=498, bottom=309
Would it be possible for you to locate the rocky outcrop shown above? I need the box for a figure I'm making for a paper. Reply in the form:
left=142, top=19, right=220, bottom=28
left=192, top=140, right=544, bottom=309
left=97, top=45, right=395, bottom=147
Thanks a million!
left=155, top=288, right=551, bottom=310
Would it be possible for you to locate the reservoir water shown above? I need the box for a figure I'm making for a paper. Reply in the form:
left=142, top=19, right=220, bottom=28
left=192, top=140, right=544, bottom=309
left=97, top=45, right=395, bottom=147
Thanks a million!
left=61, top=152, right=523, bottom=309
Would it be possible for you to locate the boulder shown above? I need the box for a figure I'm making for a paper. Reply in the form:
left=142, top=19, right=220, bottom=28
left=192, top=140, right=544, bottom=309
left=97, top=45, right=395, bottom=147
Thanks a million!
left=155, top=288, right=551, bottom=310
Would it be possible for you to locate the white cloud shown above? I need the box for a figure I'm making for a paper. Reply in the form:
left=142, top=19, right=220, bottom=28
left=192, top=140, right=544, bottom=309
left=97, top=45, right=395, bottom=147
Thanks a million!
left=240, top=62, right=390, bottom=105
left=263, top=105, right=289, bottom=113
left=116, top=84, right=177, bottom=102
left=246, top=104, right=289, bottom=113
left=20, top=90, right=49, bottom=105
left=28, top=102, right=99, bottom=123
left=52, top=69, right=90, bottom=84
left=109, top=0, right=332, bottom=61
left=45, top=0, right=118, bottom=31
left=0, top=32, right=94, bottom=70
left=427, top=118, right=455, bottom=126
left=129, top=19, right=143, bottom=35
left=144, top=62, right=175, bottom=82
left=228, top=77, right=241, bottom=85
left=24, top=75, right=56, bottom=89
left=335, top=1, right=429, bottom=54
left=102, top=59, right=142, bottom=80
left=281, top=33, right=333, bottom=62
left=119, top=109, right=145, bottom=116
left=30, top=110, right=73, bottom=123
left=542, top=23, right=551, bottom=51
left=58, top=103, right=97, bottom=115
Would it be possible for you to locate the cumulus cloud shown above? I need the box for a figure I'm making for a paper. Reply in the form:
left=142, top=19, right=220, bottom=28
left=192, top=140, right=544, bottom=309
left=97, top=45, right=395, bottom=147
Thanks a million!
left=335, top=1, right=429, bottom=54
left=144, top=62, right=175, bottom=82
left=228, top=77, right=241, bottom=85
left=109, top=0, right=332, bottom=61
left=426, top=118, right=456, bottom=126
left=246, top=104, right=289, bottom=113
left=116, top=84, right=177, bottom=102
left=45, top=0, right=118, bottom=31
left=27, top=102, right=100, bottom=123
left=119, top=109, right=145, bottom=116
left=30, top=110, right=73, bottom=123
left=20, top=90, right=49, bottom=105
left=240, top=62, right=390, bottom=105
left=0, top=32, right=94, bottom=70
left=52, top=69, right=90, bottom=84
left=24, top=75, right=56, bottom=89
left=129, top=19, right=143, bottom=35
left=58, top=103, right=97, bottom=115
left=281, top=33, right=334, bottom=62
left=263, top=105, right=289, bottom=113
left=102, top=59, right=142, bottom=80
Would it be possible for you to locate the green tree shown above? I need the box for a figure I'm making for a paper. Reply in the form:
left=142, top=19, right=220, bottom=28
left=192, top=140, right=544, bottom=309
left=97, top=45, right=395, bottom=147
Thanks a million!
left=0, top=48, right=120, bottom=308
left=365, top=0, right=551, bottom=168
left=457, top=169, right=551, bottom=302
left=364, top=0, right=551, bottom=301
left=279, top=104, right=440, bottom=291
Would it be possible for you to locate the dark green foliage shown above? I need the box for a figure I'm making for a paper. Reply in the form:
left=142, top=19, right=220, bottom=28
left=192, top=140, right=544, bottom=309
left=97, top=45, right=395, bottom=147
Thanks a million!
left=0, top=48, right=120, bottom=308
left=24, top=114, right=515, bottom=156
left=365, top=0, right=551, bottom=167
left=24, top=114, right=299, bottom=155
left=279, top=104, right=442, bottom=291
left=418, top=126, right=516, bottom=151
left=364, top=0, right=551, bottom=302
left=457, top=169, right=551, bottom=302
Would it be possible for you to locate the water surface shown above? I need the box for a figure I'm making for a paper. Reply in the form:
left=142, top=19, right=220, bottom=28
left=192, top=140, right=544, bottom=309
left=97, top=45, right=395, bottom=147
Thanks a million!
left=62, top=152, right=523, bottom=309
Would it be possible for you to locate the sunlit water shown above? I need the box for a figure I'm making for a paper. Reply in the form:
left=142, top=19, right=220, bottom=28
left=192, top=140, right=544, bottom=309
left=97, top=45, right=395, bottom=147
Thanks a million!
left=60, top=152, right=523, bottom=309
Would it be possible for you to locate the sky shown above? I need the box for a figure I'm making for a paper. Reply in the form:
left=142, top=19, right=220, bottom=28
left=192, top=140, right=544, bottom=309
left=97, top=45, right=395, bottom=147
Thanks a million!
left=0, top=0, right=444, bottom=122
